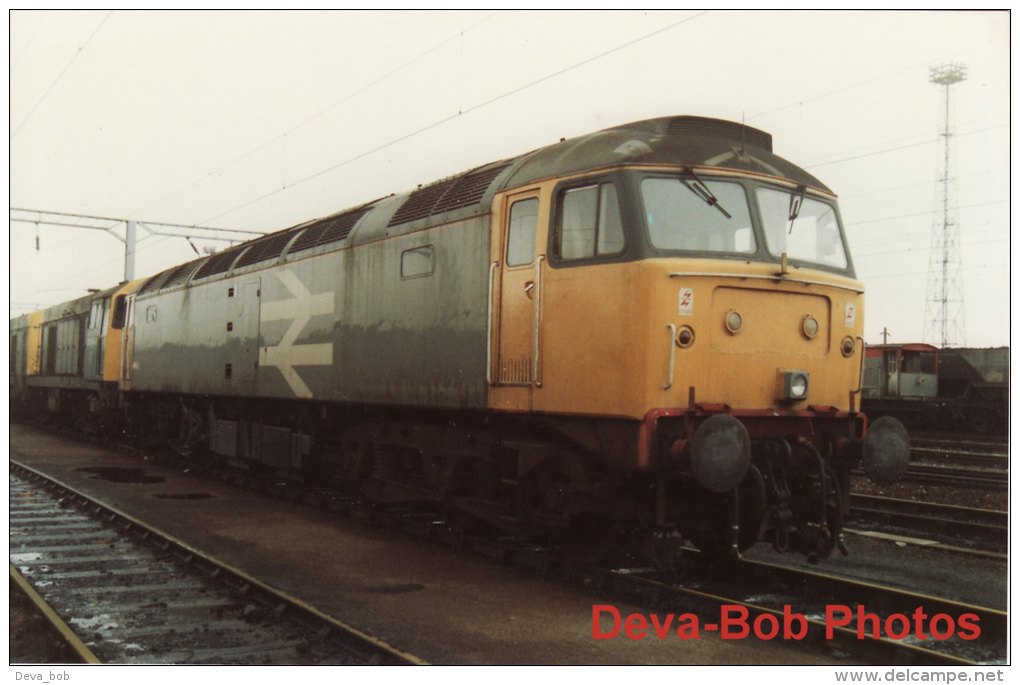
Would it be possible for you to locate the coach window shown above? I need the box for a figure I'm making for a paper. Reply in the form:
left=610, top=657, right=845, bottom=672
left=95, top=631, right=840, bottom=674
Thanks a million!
left=556, top=183, right=624, bottom=261
left=506, top=198, right=538, bottom=267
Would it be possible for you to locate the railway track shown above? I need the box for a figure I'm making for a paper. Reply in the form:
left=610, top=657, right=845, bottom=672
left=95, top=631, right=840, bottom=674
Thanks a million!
left=851, top=435, right=1008, bottom=491
left=908, top=436, right=1008, bottom=484
left=912, top=447, right=1008, bottom=469
left=847, top=494, right=1007, bottom=555
left=585, top=558, right=1006, bottom=666
left=237, top=474, right=1005, bottom=665
left=911, top=445, right=1008, bottom=471
left=902, top=463, right=1008, bottom=490
left=9, top=461, right=425, bottom=665
left=11, top=428, right=1007, bottom=666
left=911, top=435, right=1008, bottom=452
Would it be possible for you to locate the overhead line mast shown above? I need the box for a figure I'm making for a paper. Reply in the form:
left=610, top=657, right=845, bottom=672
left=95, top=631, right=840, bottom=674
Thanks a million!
left=9, top=207, right=266, bottom=282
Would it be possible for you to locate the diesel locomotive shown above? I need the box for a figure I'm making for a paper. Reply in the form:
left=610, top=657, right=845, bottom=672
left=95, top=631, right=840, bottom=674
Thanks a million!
left=10, top=116, right=910, bottom=562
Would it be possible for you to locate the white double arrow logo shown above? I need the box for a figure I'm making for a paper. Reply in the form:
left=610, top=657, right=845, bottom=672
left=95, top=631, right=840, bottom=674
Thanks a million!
left=259, top=269, right=334, bottom=398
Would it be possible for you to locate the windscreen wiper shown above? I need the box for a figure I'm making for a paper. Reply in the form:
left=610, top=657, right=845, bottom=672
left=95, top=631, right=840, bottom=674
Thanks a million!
left=788, top=185, right=806, bottom=234
left=680, top=167, right=731, bottom=219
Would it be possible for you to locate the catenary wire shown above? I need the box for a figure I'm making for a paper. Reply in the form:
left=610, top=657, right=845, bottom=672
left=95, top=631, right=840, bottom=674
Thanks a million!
left=10, top=11, right=49, bottom=71
left=197, top=11, right=708, bottom=225
left=10, top=11, right=113, bottom=139
left=127, top=11, right=500, bottom=219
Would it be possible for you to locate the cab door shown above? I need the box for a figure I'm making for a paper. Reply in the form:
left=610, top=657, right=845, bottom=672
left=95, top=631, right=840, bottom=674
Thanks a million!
left=489, top=189, right=545, bottom=411
left=883, top=349, right=900, bottom=397
left=120, top=294, right=136, bottom=390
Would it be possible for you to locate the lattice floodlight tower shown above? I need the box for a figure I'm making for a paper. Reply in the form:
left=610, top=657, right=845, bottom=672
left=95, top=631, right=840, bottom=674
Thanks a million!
left=924, top=62, right=967, bottom=349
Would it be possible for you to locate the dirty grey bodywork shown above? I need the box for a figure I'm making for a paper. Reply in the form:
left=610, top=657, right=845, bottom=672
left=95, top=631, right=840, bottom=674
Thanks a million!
left=131, top=197, right=493, bottom=409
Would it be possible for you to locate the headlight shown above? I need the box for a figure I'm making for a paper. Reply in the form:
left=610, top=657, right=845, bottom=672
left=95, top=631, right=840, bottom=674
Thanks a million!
left=790, top=373, right=808, bottom=398
left=778, top=369, right=810, bottom=401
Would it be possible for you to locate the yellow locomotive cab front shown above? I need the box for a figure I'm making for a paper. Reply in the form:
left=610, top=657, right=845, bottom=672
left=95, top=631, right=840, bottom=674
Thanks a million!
left=488, top=144, right=910, bottom=561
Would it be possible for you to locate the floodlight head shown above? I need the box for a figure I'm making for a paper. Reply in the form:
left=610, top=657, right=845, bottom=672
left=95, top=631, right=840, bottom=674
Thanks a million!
left=929, top=63, right=967, bottom=85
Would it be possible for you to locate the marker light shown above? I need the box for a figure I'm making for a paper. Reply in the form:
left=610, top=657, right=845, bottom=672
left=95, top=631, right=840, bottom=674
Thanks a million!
left=676, top=326, right=695, bottom=348
left=801, top=315, right=819, bottom=339
left=725, top=310, right=743, bottom=334
left=841, top=337, right=855, bottom=357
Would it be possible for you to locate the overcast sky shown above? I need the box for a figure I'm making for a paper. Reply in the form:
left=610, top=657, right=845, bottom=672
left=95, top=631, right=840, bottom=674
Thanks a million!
left=8, top=10, right=1010, bottom=348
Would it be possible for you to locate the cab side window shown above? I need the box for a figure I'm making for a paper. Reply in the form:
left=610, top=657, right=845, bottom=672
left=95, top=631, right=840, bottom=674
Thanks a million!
left=506, top=198, right=538, bottom=267
left=111, top=295, right=128, bottom=330
left=556, top=182, right=624, bottom=261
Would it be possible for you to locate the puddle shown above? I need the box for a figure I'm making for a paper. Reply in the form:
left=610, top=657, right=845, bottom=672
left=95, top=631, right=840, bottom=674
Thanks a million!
left=75, top=467, right=166, bottom=485
left=362, top=583, right=425, bottom=595
left=153, top=493, right=215, bottom=500
left=10, top=553, right=43, bottom=563
left=70, top=614, right=119, bottom=631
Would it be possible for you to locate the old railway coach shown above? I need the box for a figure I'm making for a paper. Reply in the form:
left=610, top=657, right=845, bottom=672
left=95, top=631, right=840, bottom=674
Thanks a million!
left=10, top=116, right=910, bottom=562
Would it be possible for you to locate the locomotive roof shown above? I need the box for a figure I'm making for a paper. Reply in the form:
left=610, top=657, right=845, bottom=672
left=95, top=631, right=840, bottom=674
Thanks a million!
left=498, top=115, right=831, bottom=193
left=136, top=115, right=832, bottom=296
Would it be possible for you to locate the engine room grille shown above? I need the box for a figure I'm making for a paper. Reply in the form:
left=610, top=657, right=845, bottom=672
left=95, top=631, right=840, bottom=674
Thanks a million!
left=138, top=267, right=176, bottom=295
left=193, top=245, right=244, bottom=280
left=388, top=162, right=510, bottom=227
left=161, top=259, right=205, bottom=289
left=288, top=206, right=370, bottom=254
left=233, top=230, right=297, bottom=269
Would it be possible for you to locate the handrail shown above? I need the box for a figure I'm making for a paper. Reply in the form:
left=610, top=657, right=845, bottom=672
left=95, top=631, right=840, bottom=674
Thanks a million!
left=486, top=261, right=498, bottom=385
left=668, top=271, right=864, bottom=294
left=664, top=324, right=677, bottom=390
left=851, top=335, right=866, bottom=413
left=533, top=255, right=545, bottom=387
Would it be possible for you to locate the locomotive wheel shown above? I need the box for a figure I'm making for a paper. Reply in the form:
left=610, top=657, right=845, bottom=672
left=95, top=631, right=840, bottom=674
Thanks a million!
left=677, top=465, right=767, bottom=561
left=519, top=455, right=592, bottom=527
